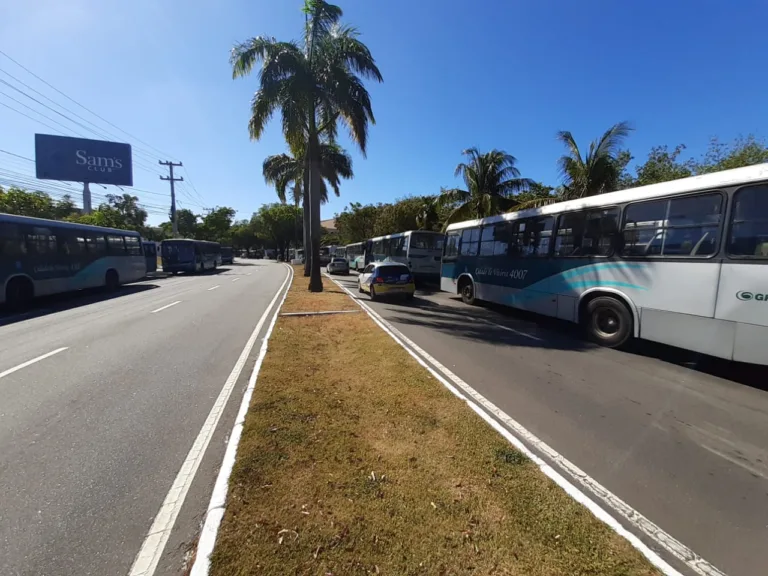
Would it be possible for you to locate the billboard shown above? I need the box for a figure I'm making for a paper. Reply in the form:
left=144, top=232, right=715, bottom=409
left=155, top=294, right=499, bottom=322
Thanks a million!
left=35, top=134, right=133, bottom=186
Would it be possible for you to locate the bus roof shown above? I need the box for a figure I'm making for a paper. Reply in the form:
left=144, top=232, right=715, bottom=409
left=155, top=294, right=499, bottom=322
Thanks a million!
left=161, top=238, right=220, bottom=245
left=0, top=212, right=142, bottom=237
left=368, top=229, right=444, bottom=242
left=445, top=163, right=768, bottom=232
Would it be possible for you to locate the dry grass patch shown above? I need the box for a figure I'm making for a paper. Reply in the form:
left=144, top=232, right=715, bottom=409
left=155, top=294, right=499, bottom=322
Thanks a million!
left=282, top=266, right=358, bottom=314
left=210, top=271, right=658, bottom=576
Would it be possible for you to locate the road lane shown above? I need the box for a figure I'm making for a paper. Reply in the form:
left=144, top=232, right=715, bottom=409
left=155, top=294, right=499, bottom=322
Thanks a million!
left=0, top=261, right=288, bottom=576
left=333, top=273, right=768, bottom=576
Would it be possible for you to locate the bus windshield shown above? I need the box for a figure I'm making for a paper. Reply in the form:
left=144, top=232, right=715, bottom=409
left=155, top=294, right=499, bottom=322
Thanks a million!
left=410, top=232, right=443, bottom=251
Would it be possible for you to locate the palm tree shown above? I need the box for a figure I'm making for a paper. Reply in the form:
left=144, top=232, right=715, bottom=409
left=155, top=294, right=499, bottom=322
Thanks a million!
left=231, top=0, right=382, bottom=291
left=262, top=143, right=353, bottom=205
left=438, top=148, right=533, bottom=228
left=263, top=143, right=352, bottom=263
left=415, top=195, right=440, bottom=231
left=557, top=121, right=632, bottom=199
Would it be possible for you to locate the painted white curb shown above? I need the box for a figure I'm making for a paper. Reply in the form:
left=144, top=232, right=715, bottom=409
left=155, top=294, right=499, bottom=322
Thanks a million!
left=325, top=274, right=726, bottom=576
left=188, top=264, right=293, bottom=576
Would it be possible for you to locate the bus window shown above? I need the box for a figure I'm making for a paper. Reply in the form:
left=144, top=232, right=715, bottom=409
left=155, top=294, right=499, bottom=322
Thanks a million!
left=728, top=185, right=768, bottom=258
left=512, top=217, right=553, bottom=257
left=444, top=232, right=460, bottom=259
left=58, top=231, right=85, bottom=256
left=124, top=236, right=142, bottom=255
left=460, top=227, right=479, bottom=256
left=555, top=208, right=619, bottom=257
left=27, top=229, right=57, bottom=255
left=107, top=235, right=126, bottom=254
left=622, top=193, right=722, bottom=257
left=0, top=223, right=26, bottom=256
left=86, top=235, right=107, bottom=256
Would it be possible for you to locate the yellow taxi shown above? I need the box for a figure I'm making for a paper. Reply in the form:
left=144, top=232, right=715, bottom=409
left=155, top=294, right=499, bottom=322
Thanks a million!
left=358, top=261, right=415, bottom=301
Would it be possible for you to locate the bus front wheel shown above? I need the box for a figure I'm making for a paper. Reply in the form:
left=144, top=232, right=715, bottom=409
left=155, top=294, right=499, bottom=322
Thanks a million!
left=585, top=296, right=632, bottom=348
left=6, top=277, right=33, bottom=310
left=105, top=270, right=120, bottom=292
left=459, top=277, right=476, bottom=306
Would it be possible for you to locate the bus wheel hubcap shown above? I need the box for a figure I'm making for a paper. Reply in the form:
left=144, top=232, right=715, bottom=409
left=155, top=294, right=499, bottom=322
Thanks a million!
left=595, top=309, right=620, bottom=336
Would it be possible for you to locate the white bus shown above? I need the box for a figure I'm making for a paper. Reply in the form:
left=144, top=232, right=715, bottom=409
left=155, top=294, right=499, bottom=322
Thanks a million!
left=365, top=230, right=444, bottom=282
left=343, top=241, right=365, bottom=271
left=441, top=164, right=768, bottom=365
left=1, top=213, right=147, bottom=308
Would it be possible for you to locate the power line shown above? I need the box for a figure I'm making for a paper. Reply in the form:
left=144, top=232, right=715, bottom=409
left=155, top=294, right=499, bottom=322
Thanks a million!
left=0, top=100, right=66, bottom=135
left=0, top=92, right=165, bottom=179
left=0, top=66, right=163, bottom=166
left=0, top=49, right=177, bottom=161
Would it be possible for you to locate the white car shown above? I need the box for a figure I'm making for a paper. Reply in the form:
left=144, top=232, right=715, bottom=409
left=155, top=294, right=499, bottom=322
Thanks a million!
left=327, top=258, right=350, bottom=275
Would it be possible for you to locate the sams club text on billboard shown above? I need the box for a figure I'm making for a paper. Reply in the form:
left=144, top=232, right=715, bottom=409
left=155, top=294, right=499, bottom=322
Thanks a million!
left=35, top=134, right=133, bottom=186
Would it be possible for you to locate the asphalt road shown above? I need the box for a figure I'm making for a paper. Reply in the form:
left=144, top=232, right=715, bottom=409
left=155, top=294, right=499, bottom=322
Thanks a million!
left=333, top=272, right=768, bottom=576
left=0, top=260, right=288, bottom=576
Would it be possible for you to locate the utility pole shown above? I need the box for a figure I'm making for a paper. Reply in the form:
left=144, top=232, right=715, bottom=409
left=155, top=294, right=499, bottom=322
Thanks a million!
left=159, top=160, right=183, bottom=236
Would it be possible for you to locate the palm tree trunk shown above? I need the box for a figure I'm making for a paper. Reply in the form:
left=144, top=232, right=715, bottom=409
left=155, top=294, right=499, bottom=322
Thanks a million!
left=302, top=162, right=311, bottom=276
left=308, top=132, right=323, bottom=292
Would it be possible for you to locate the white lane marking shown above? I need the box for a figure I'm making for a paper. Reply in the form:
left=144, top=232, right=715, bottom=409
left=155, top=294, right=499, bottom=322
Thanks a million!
left=150, top=301, right=181, bottom=314
left=128, top=266, right=293, bottom=576
left=207, top=285, right=220, bottom=291
left=190, top=264, right=293, bottom=576
left=246, top=272, right=252, bottom=276
left=231, top=277, right=241, bottom=283
left=0, top=347, right=68, bottom=380
left=476, top=316, right=543, bottom=341
left=326, top=274, right=725, bottom=576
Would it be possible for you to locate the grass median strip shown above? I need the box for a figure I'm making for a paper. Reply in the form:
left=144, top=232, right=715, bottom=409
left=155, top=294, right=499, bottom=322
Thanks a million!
left=210, top=267, right=657, bottom=576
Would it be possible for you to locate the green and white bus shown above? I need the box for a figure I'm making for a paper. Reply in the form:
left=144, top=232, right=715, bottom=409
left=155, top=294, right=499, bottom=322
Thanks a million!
left=441, top=164, right=768, bottom=365
left=365, top=230, right=444, bottom=282
left=343, top=241, right=366, bottom=271
left=0, top=213, right=146, bottom=308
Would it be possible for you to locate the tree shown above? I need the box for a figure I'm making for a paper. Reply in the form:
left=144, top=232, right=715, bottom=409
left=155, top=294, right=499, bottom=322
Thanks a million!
left=695, top=135, right=768, bottom=174
left=257, top=203, right=302, bottom=260
left=263, top=142, right=353, bottom=265
left=231, top=0, right=382, bottom=291
left=416, top=195, right=441, bottom=231
left=104, top=193, right=148, bottom=231
left=438, top=147, right=533, bottom=227
left=334, top=202, right=378, bottom=244
left=633, top=145, right=693, bottom=187
left=198, top=207, right=236, bottom=243
left=176, top=208, right=199, bottom=238
left=52, top=194, right=79, bottom=220
left=0, top=186, right=55, bottom=218
left=556, top=121, right=633, bottom=199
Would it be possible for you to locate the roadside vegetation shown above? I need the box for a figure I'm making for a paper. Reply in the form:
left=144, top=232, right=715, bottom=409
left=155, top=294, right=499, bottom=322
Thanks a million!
left=208, top=267, right=658, bottom=576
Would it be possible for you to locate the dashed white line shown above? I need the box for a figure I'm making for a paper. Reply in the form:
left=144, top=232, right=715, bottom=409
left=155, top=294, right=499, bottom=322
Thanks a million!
left=207, top=285, right=220, bottom=291
left=246, top=273, right=252, bottom=276
left=0, top=347, right=68, bottom=380
left=231, top=277, right=240, bottom=282
left=150, top=301, right=181, bottom=314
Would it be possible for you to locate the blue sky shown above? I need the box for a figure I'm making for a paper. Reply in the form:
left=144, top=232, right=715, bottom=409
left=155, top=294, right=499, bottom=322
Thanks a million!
left=1, top=0, right=766, bottom=225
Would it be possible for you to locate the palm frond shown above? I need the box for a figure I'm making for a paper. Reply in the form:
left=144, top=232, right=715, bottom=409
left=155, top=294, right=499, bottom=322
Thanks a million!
left=442, top=202, right=475, bottom=229
left=593, top=121, right=633, bottom=160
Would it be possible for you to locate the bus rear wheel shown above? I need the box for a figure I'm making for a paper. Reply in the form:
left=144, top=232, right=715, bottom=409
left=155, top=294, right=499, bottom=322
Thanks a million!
left=105, top=270, right=120, bottom=292
left=6, top=277, right=33, bottom=310
left=585, top=296, right=632, bottom=348
left=459, top=277, right=476, bottom=305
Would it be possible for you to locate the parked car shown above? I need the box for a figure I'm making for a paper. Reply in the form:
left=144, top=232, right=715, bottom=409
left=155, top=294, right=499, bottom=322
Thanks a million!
left=358, top=262, right=415, bottom=301
left=327, top=257, right=350, bottom=275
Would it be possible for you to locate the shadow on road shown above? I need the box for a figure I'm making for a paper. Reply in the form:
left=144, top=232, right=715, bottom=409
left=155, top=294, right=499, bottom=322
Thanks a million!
left=0, top=284, right=160, bottom=328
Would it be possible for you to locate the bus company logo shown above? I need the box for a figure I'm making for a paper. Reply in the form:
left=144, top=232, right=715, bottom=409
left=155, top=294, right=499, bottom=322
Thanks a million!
left=75, top=149, right=124, bottom=174
left=736, top=290, right=768, bottom=302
